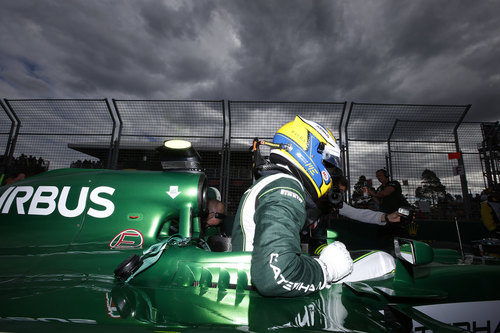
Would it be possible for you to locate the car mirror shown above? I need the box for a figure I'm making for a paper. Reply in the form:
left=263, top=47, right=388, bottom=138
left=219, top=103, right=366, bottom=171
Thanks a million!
left=394, top=238, right=433, bottom=265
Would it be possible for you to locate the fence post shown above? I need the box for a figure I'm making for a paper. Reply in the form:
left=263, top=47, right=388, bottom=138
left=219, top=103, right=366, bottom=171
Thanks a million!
left=454, top=105, right=472, bottom=219
left=344, top=102, right=355, bottom=203
left=1, top=100, right=15, bottom=158
left=0, top=100, right=17, bottom=183
left=387, top=119, right=399, bottom=180
left=3, top=99, right=21, bottom=162
left=222, top=100, right=232, bottom=207
left=110, top=99, right=123, bottom=170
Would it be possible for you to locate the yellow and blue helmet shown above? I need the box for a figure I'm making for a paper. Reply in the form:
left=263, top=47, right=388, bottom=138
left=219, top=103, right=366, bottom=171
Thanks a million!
left=270, top=116, right=342, bottom=200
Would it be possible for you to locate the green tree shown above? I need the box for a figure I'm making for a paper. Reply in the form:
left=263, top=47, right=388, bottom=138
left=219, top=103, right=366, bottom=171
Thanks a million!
left=417, top=169, right=447, bottom=205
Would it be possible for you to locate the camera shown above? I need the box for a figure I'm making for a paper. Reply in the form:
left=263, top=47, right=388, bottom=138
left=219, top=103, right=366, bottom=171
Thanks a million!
left=327, top=188, right=344, bottom=209
left=398, top=207, right=415, bottom=224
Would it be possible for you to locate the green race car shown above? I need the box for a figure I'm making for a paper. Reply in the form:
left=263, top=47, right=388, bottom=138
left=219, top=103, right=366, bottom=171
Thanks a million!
left=1, top=166, right=499, bottom=332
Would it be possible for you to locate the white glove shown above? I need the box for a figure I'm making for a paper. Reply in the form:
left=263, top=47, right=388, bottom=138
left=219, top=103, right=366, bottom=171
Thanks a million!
left=316, top=241, right=353, bottom=283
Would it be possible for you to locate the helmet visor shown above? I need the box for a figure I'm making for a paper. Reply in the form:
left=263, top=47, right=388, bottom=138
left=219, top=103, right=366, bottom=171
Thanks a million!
left=322, top=144, right=342, bottom=176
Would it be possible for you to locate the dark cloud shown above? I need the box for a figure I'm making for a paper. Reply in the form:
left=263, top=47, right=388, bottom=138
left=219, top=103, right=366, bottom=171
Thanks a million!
left=140, top=1, right=216, bottom=40
left=0, top=0, right=498, bottom=121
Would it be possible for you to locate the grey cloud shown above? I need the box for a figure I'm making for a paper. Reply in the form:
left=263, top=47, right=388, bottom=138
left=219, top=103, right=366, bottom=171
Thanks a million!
left=140, top=1, right=216, bottom=40
left=0, top=0, right=498, bottom=122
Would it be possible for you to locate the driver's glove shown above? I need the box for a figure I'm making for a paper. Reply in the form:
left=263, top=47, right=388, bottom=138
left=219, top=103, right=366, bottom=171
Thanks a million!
left=315, top=241, right=353, bottom=283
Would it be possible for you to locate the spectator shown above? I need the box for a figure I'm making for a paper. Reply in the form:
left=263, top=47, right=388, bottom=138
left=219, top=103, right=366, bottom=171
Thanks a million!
left=1, top=154, right=48, bottom=185
left=481, top=186, right=500, bottom=238
left=4, top=171, right=26, bottom=185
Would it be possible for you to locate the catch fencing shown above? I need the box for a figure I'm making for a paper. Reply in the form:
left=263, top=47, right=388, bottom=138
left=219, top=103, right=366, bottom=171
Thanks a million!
left=0, top=98, right=494, bottom=220
left=344, top=103, right=478, bottom=220
left=2, top=99, right=115, bottom=172
left=111, top=100, right=226, bottom=190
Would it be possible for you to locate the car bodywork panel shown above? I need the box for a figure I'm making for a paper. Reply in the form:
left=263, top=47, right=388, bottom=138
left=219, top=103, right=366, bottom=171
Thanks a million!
left=1, top=168, right=499, bottom=332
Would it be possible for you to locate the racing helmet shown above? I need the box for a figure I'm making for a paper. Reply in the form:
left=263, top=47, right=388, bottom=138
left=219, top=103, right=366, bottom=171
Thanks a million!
left=270, top=116, right=342, bottom=201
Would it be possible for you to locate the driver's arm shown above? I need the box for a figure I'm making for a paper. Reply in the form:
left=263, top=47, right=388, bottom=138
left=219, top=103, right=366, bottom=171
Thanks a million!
left=250, top=178, right=326, bottom=297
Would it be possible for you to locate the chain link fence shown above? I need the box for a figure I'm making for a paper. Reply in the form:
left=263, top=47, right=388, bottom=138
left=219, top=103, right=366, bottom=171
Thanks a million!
left=112, top=100, right=226, bottom=188
left=344, top=103, right=474, bottom=220
left=1, top=98, right=495, bottom=222
left=2, top=99, right=115, bottom=178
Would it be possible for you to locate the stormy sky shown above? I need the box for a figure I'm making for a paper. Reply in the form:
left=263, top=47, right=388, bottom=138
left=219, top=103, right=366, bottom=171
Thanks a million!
left=0, top=0, right=499, bottom=122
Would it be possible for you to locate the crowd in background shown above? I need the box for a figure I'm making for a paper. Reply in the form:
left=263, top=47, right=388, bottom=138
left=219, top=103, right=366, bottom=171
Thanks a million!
left=0, top=154, right=48, bottom=185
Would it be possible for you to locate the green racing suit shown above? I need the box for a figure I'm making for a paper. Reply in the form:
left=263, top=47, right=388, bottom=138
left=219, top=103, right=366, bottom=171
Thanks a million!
left=231, top=172, right=327, bottom=297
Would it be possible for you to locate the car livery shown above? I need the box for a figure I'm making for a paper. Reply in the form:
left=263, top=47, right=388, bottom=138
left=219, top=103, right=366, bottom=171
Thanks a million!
left=0, top=185, right=115, bottom=217
left=1, top=167, right=500, bottom=332
left=0, top=168, right=206, bottom=254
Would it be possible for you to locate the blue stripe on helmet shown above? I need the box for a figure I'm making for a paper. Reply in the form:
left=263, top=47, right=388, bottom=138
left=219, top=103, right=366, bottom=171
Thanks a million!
left=273, top=133, right=327, bottom=188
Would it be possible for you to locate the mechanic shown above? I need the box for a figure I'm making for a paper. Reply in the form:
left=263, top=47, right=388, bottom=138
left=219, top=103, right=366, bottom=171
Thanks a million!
left=367, top=169, right=409, bottom=250
left=204, top=200, right=226, bottom=231
left=205, top=187, right=234, bottom=237
left=231, top=116, right=353, bottom=297
left=368, top=169, right=403, bottom=214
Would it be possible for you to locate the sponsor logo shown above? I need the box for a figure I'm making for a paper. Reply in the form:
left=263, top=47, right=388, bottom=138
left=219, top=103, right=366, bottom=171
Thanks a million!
left=415, top=320, right=499, bottom=333
left=413, top=300, right=500, bottom=333
left=304, top=163, right=318, bottom=176
left=109, top=229, right=144, bottom=249
left=295, top=152, right=308, bottom=164
left=269, top=253, right=320, bottom=293
left=280, top=189, right=303, bottom=203
left=0, top=185, right=115, bottom=218
left=321, top=170, right=329, bottom=182
left=105, top=293, right=121, bottom=318
left=408, top=221, right=418, bottom=236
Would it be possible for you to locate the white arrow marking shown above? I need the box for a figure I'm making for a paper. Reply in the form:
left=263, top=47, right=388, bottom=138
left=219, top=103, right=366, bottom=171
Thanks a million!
left=167, top=186, right=181, bottom=199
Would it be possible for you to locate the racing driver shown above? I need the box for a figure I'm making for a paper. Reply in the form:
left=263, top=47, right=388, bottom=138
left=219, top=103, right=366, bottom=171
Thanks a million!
left=231, top=116, right=353, bottom=297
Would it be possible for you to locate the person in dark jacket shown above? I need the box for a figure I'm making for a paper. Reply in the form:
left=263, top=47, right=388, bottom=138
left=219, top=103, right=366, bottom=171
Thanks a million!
left=368, top=169, right=403, bottom=214
left=231, top=116, right=353, bottom=297
left=368, top=169, right=406, bottom=250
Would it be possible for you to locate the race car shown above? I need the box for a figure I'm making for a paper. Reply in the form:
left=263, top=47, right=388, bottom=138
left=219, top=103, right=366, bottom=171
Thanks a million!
left=1, top=141, right=499, bottom=332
